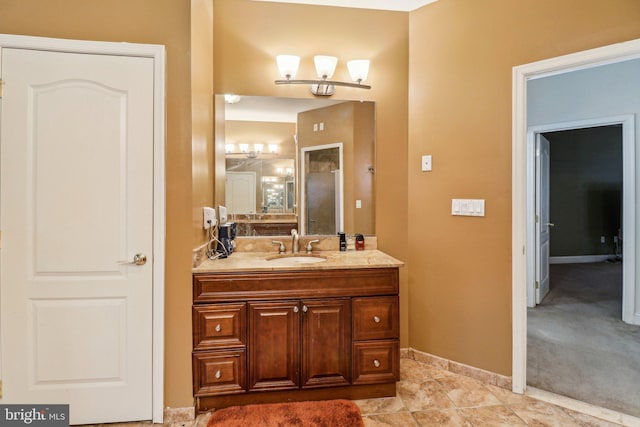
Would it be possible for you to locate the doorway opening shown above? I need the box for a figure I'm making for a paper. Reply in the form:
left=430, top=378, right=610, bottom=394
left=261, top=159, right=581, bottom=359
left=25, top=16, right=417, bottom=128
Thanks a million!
left=527, top=125, right=640, bottom=417
left=300, top=143, right=344, bottom=235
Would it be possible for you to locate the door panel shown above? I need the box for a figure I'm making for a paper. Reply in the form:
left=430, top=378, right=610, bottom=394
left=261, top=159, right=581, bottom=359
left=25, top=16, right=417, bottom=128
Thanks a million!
left=301, top=299, right=351, bottom=388
left=536, top=134, right=551, bottom=304
left=1, top=48, right=154, bottom=424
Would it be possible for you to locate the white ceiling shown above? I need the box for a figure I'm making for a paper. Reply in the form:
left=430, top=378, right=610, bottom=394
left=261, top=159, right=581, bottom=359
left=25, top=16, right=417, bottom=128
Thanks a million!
left=251, top=0, right=438, bottom=12
left=225, top=96, right=345, bottom=123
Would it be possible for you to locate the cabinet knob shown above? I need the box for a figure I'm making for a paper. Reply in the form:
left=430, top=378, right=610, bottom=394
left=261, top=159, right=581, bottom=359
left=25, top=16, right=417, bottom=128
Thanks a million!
left=373, top=359, right=380, bottom=368
left=302, top=305, right=308, bottom=313
left=215, top=370, right=221, bottom=379
left=215, top=324, right=221, bottom=332
left=373, top=315, right=381, bottom=323
left=293, top=306, right=299, bottom=313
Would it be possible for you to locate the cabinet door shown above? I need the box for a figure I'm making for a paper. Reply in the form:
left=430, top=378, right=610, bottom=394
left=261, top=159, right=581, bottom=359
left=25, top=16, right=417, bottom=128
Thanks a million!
left=248, top=301, right=300, bottom=391
left=301, top=298, right=351, bottom=388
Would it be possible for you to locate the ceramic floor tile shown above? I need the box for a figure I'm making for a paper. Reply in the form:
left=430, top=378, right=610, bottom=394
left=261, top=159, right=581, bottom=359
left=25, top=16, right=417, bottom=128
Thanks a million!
left=193, top=412, right=211, bottom=427
left=458, top=405, right=527, bottom=426
left=411, top=409, right=473, bottom=427
left=354, top=396, right=407, bottom=415
left=397, top=379, right=454, bottom=412
left=485, top=384, right=539, bottom=405
left=436, top=375, right=502, bottom=408
left=510, top=400, right=584, bottom=427
left=362, top=412, right=418, bottom=426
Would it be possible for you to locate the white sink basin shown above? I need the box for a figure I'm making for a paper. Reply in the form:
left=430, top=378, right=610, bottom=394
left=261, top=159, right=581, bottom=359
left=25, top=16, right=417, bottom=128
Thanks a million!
left=266, top=255, right=327, bottom=265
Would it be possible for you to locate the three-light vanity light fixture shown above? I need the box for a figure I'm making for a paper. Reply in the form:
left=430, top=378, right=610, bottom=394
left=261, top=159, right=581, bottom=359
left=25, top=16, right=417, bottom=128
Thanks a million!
left=275, top=55, right=371, bottom=96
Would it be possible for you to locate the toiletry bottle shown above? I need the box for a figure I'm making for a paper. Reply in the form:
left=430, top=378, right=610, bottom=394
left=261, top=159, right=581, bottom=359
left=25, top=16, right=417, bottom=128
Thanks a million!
left=338, top=232, right=346, bottom=251
left=355, top=234, right=365, bottom=250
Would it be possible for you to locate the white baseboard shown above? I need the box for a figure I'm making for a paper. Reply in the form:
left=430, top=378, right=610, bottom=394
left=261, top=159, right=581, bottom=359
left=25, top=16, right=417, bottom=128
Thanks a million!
left=549, top=255, right=617, bottom=264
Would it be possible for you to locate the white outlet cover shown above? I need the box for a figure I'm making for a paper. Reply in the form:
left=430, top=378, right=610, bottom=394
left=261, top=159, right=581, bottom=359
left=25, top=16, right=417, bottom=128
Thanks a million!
left=421, top=155, right=432, bottom=171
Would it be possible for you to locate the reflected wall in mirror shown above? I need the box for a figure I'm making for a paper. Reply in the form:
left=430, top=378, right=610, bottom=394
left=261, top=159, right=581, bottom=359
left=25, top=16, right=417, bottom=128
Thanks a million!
left=218, top=95, right=375, bottom=237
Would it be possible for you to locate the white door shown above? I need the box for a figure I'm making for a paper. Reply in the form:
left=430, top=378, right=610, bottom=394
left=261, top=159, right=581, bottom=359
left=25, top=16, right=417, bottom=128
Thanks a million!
left=0, top=48, right=154, bottom=424
left=226, top=171, right=256, bottom=214
left=535, top=134, right=551, bottom=304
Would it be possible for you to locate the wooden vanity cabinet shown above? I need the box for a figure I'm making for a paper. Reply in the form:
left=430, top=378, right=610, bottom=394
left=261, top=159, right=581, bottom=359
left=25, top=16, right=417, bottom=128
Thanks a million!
left=192, top=267, right=399, bottom=411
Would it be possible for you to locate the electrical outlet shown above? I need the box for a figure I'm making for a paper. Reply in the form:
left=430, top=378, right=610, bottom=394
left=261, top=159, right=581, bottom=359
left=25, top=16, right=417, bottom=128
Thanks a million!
left=203, top=207, right=217, bottom=229
left=601, top=236, right=606, bottom=243
left=421, top=155, right=432, bottom=172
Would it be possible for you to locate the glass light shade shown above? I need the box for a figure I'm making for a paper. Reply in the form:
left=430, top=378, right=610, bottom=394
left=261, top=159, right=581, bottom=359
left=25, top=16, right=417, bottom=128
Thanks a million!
left=276, top=55, right=300, bottom=79
left=314, top=55, right=338, bottom=79
left=347, top=59, right=370, bottom=83
left=238, top=143, right=249, bottom=153
left=225, top=144, right=234, bottom=153
left=254, top=143, right=264, bottom=153
left=268, top=144, right=278, bottom=154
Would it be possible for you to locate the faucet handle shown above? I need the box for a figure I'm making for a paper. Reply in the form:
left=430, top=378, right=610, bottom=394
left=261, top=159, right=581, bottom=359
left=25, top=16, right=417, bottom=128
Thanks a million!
left=291, top=228, right=298, bottom=236
left=306, top=239, right=321, bottom=254
left=272, top=240, right=286, bottom=254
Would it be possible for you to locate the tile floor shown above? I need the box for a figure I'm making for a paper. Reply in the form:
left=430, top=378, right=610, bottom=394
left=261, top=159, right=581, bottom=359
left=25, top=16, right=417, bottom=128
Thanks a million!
left=353, top=358, right=622, bottom=426
left=82, top=357, right=624, bottom=427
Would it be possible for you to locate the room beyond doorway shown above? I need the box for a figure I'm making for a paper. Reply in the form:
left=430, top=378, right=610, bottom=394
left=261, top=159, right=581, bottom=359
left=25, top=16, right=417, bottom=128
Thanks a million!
left=527, top=262, right=640, bottom=417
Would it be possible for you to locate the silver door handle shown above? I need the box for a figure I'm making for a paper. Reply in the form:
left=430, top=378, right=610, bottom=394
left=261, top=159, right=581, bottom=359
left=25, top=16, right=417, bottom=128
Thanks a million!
left=545, top=223, right=555, bottom=227
left=118, top=253, right=147, bottom=266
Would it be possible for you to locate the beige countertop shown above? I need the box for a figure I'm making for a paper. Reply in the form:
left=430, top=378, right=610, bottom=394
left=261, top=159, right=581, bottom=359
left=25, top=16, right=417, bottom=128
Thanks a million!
left=193, top=249, right=404, bottom=273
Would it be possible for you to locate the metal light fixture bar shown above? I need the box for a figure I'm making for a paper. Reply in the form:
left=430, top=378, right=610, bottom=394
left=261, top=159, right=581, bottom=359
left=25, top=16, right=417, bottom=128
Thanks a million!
left=275, top=55, right=371, bottom=96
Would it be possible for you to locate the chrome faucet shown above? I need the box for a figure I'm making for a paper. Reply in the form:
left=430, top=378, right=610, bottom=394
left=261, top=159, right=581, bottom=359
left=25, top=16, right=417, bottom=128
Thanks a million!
left=291, top=229, right=300, bottom=253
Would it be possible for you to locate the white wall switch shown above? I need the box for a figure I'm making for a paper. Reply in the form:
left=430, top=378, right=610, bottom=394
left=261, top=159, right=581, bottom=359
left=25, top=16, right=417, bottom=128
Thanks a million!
left=319, top=122, right=325, bottom=131
left=203, top=207, right=217, bottom=229
left=356, top=199, right=362, bottom=209
left=421, top=155, right=432, bottom=172
left=452, top=199, right=485, bottom=217
left=313, top=123, right=318, bottom=132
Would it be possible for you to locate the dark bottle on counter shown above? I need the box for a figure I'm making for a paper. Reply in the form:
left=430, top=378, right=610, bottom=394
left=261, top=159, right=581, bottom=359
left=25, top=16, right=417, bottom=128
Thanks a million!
left=338, top=232, right=347, bottom=251
left=355, top=234, right=365, bottom=250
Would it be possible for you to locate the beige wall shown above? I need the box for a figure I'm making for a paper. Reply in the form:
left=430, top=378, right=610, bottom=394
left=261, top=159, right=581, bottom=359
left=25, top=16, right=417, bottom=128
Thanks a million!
left=298, top=102, right=375, bottom=235
left=0, top=0, right=194, bottom=408
left=408, top=0, right=640, bottom=375
left=192, top=0, right=215, bottom=246
left=213, top=0, right=410, bottom=346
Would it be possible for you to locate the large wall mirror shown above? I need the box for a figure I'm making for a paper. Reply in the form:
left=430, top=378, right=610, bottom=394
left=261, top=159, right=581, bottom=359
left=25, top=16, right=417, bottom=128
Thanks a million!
left=218, top=95, right=375, bottom=237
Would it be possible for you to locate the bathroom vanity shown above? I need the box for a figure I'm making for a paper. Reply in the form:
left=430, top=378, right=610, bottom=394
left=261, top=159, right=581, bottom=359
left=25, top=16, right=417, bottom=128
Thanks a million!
left=191, top=250, right=402, bottom=411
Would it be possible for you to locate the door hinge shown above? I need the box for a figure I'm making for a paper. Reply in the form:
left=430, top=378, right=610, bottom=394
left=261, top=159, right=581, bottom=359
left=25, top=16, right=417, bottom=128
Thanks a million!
left=535, top=281, right=540, bottom=289
left=535, top=215, right=539, bottom=223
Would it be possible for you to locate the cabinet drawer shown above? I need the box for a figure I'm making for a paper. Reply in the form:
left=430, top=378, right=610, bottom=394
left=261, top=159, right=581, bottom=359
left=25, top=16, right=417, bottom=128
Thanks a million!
left=193, top=350, right=246, bottom=396
left=193, top=303, right=246, bottom=350
left=352, top=340, right=399, bottom=385
left=353, top=296, right=399, bottom=341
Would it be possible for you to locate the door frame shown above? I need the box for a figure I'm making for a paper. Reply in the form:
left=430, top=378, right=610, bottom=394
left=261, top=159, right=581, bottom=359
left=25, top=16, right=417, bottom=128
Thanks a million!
left=0, top=34, right=166, bottom=423
left=300, top=142, right=344, bottom=235
left=527, top=117, right=634, bottom=310
left=512, top=38, right=640, bottom=395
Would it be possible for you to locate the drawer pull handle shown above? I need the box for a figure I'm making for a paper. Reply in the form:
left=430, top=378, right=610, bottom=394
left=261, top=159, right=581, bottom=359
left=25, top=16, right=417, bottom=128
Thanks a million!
left=215, top=324, right=221, bottom=332
left=373, top=315, right=381, bottom=323
left=294, top=306, right=299, bottom=313
left=215, top=370, right=221, bottom=379
left=373, top=359, right=381, bottom=368
left=303, top=305, right=308, bottom=313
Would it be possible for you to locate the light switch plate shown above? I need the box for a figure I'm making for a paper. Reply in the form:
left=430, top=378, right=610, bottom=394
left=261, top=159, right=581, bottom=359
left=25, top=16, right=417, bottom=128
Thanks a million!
left=452, top=199, right=485, bottom=217
left=421, top=155, right=432, bottom=172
